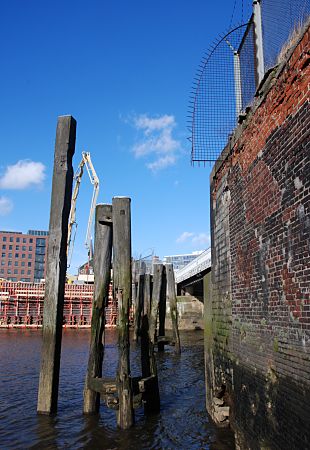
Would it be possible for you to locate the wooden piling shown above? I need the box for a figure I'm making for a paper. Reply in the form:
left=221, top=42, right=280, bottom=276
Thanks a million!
left=37, top=115, right=76, bottom=415
left=140, top=267, right=161, bottom=414
left=158, top=266, right=167, bottom=352
left=112, top=197, right=134, bottom=429
left=83, top=204, right=113, bottom=414
left=133, top=261, right=146, bottom=342
left=143, top=273, right=152, bottom=318
left=149, top=264, right=163, bottom=344
left=166, top=263, right=181, bottom=354
left=132, top=260, right=137, bottom=311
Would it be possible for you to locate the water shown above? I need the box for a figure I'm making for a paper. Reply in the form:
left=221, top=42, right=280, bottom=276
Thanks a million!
left=0, top=329, right=235, bottom=449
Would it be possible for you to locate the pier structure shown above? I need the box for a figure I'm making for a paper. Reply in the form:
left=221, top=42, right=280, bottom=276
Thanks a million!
left=0, top=280, right=117, bottom=328
left=35, top=116, right=171, bottom=428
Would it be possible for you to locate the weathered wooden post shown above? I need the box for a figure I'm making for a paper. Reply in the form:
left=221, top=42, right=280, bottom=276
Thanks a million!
left=112, top=197, right=134, bottom=429
left=158, top=266, right=167, bottom=352
left=133, top=261, right=146, bottom=342
left=37, top=115, right=76, bottom=415
left=83, top=204, right=113, bottom=414
left=132, top=260, right=137, bottom=310
left=140, top=265, right=161, bottom=414
left=149, top=264, right=163, bottom=344
left=166, top=263, right=181, bottom=354
left=143, top=273, right=152, bottom=318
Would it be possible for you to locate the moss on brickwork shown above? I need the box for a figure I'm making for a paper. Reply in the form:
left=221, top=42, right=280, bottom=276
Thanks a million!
left=209, top=24, right=310, bottom=448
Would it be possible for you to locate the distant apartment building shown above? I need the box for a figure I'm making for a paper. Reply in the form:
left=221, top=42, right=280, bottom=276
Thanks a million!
left=0, top=230, right=48, bottom=283
left=163, top=251, right=203, bottom=271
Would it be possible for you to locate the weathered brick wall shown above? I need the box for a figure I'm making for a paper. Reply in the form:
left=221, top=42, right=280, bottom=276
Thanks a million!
left=208, top=24, right=310, bottom=449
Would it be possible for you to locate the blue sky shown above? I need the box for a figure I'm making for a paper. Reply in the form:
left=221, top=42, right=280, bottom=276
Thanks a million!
left=0, top=0, right=252, bottom=273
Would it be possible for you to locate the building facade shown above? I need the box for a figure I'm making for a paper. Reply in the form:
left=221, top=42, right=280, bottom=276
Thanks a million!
left=163, top=251, right=203, bottom=271
left=0, top=230, right=48, bottom=283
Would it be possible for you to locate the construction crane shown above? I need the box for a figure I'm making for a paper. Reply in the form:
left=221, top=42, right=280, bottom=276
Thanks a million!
left=67, top=151, right=99, bottom=268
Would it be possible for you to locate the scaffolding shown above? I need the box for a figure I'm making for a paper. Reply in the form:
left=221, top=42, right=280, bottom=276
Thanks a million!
left=0, top=280, right=117, bottom=328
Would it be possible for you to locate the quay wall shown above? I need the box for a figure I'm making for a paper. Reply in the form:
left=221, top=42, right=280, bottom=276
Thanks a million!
left=207, top=24, right=310, bottom=449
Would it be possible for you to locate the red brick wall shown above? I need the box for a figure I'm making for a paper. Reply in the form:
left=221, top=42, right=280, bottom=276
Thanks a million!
left=209, top=25, right=310, bottom=448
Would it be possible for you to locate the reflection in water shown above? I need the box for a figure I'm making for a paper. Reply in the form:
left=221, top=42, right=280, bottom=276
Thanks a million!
left=0, top=329, right=235, bottom=449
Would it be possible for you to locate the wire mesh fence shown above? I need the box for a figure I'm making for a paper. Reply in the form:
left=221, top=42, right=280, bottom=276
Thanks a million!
left=190, top=24, right=248, bottom=163
left=262, top=0, right=310, bottom=69
left=238, top=18, right=257, bottom=111
left=190, top=0, right=310, bottom=164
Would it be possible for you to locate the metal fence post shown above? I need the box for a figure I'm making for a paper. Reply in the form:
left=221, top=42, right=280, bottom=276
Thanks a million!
left=253, top=0, right=265, bottom=84
left=234, top=51, right=243, bottom=115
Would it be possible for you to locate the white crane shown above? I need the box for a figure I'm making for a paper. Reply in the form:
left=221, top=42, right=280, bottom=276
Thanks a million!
left=67, top=151, right=99, bottom=268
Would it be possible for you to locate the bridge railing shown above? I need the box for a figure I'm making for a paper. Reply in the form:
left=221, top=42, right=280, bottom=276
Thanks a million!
left=175, top=248, right=211, bottom=284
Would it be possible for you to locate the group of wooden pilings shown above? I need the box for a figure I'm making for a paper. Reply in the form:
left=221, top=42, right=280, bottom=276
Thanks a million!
left=36, top=115, right=181, bottom=430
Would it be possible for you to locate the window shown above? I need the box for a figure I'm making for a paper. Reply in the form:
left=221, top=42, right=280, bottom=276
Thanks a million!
left=27, top=270, right=31, bottom=275
left=14, top=261, right=18, bottom=266
left=16, top=237, right=20, bottom=242
left=1, top=253, right=5, bottom=258
left=7, top=269, right=11, bottom=274
left=28, top=262, right=31, bottom=267
left=1, top=261, right=4, bottom=266
left=29, top=246, right=32, bottom=251
left=9, top=237, right=13, bottom=242
left=8, top=261, right=12, bottom=266
left=15, top=253, right=19, bottom=258
left=21, top=262, right=25, bottom=267
left=22, top=254, right=25, bottom=259
left=28, top=254, right=32, bottom=259
left=22, top=246, right=26, bottom=251
left=23, top=238, right=26, bottom=243
left=16, top=245, right=19, bottom=250
left=9, top=245, right=12, bottom=250
left=8, top=253, right=12, bottom=258
left=2, top=237, right=6, bottom=242
left=0, top=269, right=4, bottom=274
left=14, top=269, right=18, bottom=274
left=2, top=244, right=5, bottom=249
left=29, top=238, right=33, bottom=243
left=21, top=269, right=24, bottom=274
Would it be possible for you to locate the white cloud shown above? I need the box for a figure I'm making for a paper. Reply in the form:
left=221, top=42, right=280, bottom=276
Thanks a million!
left=192, top=233, right=210, bottom=246
left=130, top=113, right=181, bottom=171
left=134, top=114, right=175, bottom=134
left=0, top=160, right=46, bottom=190
left=176, top=231, right=210, bottom=247
left=176, top=231, right=194, bottom=243
left=146, top=155, right=176, bottom=172
left=0, top=196, right=13, bottom=216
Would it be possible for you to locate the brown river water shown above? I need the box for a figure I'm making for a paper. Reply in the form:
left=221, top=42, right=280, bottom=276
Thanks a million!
left=0, top=329, right=235, bottom=449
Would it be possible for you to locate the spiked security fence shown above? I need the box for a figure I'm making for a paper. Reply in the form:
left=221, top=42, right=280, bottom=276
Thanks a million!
left=190, top=0, right=310, bottom=163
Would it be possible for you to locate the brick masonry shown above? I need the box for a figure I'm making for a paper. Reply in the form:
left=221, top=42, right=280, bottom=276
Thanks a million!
left=207, top=24, right=310, bottom=449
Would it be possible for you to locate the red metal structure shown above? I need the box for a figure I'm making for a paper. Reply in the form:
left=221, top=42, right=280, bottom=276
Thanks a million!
left=0, top=280, right=117, bottom=328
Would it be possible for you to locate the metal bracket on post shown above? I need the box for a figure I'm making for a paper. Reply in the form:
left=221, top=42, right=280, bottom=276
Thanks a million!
left=253, top=0, right=265, bottom=85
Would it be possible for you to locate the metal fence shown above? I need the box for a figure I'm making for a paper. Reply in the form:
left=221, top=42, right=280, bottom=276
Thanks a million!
left=190, top=0, right=310, bottom=163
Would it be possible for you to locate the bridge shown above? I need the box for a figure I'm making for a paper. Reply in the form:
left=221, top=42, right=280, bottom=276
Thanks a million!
left=175, top=248, right=211, bottom=301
